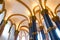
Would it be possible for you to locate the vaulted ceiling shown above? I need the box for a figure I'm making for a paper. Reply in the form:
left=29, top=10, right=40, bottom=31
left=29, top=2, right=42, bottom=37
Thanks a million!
left=4, top=0, right=60, bottom=30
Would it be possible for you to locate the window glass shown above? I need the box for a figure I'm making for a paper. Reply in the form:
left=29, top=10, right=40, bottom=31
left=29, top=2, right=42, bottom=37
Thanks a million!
left=0, top=11, right=5, bottom=24
left=0, top=4, right=3, bottom=11
left=1, top=21, right=11, bottom=40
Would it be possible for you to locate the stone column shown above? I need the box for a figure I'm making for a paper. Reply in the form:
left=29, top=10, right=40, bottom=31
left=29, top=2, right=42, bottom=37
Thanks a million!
left=52, top=16, right=60, bottom=30
left=29, top=16, right=38, bottom=40
left=14, top=30, right=19, bottom=40
left=41, top=9, right=60, bottom=40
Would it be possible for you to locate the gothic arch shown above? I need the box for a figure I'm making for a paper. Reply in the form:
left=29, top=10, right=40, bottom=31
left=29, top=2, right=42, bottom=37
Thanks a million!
left=17, top=0, right=32, bottom=16
left=20, top=26, right=29, bottom=33
left=18, top=19, right=29, bottom=29
left=55, top=4, right=60, bottom=14
left=6, top=14, right=29, bottom=21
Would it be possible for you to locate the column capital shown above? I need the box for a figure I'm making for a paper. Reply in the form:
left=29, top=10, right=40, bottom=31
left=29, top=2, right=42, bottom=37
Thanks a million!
left=52, top=16, right=59, bottom=22
left=47, top=26, right=56, bottom=32
left=0, top=0, right=4, bottom=4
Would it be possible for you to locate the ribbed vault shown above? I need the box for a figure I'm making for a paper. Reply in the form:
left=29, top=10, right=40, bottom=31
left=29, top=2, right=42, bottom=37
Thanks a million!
left=0, top=0, right=60, bottom=40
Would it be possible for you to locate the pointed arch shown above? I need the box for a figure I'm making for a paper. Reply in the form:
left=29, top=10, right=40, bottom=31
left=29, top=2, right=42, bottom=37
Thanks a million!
left=18, top=19, right=28, bottom=29
left=6, top=14, right=29, bottom=22
left=55, top=4, right=60, bottom=14
left=17, top=0, right=32, bottom=16
left=20, top=25, right=29, bottom=33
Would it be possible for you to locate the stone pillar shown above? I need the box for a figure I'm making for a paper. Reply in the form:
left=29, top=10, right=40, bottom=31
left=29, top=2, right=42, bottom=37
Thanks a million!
left=52, top=16, right=60, bottom=30
left=41, top=9, right=60, bottom=40
left=14, top=30, right=19, bottom=40
left=40, top=26, right=46, bottom=40
left=29, top=16, right=38, bottom=40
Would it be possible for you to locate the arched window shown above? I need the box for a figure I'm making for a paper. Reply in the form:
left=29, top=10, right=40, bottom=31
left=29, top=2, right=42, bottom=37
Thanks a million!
left=17, top=30, right=29, bottom=40
left=0, top=21, right=11, bottom=40
left=38, top=32, right=42, bottom=40
left=0, top=3, right=3, bottom=11
left=55, top=28, right=60, bottom=38
left=0, top=12, right=5, bottom=24
left=8, top=25, right=15, bottom=40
